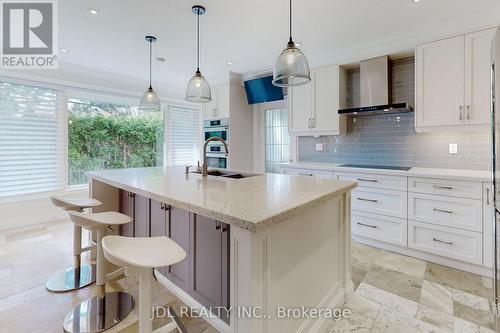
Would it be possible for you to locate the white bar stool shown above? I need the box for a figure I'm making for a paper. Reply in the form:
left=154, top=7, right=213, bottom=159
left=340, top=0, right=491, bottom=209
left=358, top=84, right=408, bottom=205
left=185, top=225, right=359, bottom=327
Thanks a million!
left=63, top=211, right=135, bottom=333
left=46, top=196, right=102, bottom=293
left=102, top=236, right=187, bottom=333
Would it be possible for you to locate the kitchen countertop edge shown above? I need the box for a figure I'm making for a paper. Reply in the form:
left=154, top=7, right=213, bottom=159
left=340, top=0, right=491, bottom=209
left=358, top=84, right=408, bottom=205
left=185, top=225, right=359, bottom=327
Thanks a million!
left=87, top=170, right=357, bottom=233
left=280, top=162, right=491, bottom=182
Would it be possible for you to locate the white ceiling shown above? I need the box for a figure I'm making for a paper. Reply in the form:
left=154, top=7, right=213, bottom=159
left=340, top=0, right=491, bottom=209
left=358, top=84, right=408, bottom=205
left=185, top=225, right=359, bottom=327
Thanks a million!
left=55, top=0, right=500, bottom=92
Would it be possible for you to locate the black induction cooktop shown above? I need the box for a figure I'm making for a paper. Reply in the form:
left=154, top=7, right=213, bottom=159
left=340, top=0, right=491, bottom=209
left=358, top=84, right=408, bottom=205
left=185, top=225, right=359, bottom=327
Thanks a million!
left=339, top=164, right=412, bottom=171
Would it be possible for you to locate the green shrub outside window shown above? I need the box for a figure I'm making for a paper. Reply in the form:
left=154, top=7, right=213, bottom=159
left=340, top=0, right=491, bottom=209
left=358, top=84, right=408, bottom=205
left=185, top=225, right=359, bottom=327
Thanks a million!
left=68, top=98, right=163, bottom=185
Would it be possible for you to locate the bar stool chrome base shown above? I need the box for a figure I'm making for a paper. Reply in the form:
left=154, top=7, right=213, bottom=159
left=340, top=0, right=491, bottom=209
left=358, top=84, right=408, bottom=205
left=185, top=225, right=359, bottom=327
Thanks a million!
left=63, top=291, right=134, bottom=333
left=46, top=263, right=96, bottom=292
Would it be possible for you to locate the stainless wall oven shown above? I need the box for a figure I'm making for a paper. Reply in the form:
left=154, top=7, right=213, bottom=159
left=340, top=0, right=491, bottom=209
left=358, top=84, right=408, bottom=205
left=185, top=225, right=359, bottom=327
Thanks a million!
left=203, top=118, right=229, bottom=141
left=203, top=118, right=229, bottom=168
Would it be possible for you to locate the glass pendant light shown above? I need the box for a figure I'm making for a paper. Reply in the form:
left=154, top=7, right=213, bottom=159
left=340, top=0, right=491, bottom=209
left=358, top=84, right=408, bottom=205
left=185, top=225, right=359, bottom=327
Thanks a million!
left=272, top=0, right=311, bottom=87
left=185, top=5, right=212, bottom=103
left=139, top=36, right=161, bottom=111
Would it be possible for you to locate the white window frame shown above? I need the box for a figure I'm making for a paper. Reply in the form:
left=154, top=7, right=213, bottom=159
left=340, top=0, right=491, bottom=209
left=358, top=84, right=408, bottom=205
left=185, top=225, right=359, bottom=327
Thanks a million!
left=164, top=102, right=203, bottom=167
left=0, top=75, right=200, bottom=203
left=252, top=99, right=296, bottom=173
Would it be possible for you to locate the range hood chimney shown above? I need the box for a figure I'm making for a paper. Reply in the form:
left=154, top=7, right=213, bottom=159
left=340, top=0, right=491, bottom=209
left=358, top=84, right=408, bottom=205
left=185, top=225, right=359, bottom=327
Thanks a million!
left=339, top=56, right=413, bottom=116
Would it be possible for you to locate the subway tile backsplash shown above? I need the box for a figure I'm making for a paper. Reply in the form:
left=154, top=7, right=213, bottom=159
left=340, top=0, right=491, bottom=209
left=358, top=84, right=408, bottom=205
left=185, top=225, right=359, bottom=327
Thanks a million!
left=298, top=113, right=491, bottom=170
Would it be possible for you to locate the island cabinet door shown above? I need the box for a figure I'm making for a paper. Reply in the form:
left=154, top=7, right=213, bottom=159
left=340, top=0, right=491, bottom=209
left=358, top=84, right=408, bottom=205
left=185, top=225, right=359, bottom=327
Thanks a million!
left=150, top=200, right=168, bottom=275
left=220, top=222, right=230, bottom=322
left=134, top=194, right=150, bottom=237
left=190, top=215, right=230, bottom=319
left=120, top=190, right=135, bottom=237
left=165, top=206, right=191, bottom=291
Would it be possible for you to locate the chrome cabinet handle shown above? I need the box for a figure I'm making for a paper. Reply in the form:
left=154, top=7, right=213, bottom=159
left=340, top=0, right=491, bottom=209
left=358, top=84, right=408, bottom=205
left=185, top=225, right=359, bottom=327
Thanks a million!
left=433, top=208, right=453, bottom=214
left=307, top=118, right=312, bottom=128
left=466, top=105, right=471, bottom=120
left=312, top=117, right=316, bottom=128
left=433, top=185, right=453, bottom=190
left=215, top=221, right=228, bottom=233
left=487, top=187, right=491, bottom=205
left=299, top=173, right=313, bottom=176
left=357, top=197, right=378, bottom=203
left=357, top=178, right=378, bottom=183
left=433, top=237, right=453, bottom=245
left=459, top=105, right=463, bottom=120
left=357, top=222, right=377, bottom=229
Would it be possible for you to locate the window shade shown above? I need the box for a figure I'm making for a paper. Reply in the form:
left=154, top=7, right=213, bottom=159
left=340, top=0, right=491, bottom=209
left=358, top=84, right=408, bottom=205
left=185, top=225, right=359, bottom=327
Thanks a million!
left=166, top=105, right=200, bottom=166
left=0, top=82, right=61, bottom=197
left=265, top=108, right=290, bottom=174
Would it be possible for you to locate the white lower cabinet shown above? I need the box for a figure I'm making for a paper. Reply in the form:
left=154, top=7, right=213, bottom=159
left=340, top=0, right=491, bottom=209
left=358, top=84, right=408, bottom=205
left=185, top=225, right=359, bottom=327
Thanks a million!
left=408, top=220, right=482, bottom=265
left=337, top=172, right=407, bottom=191
left=408, top=192, right=482, bottom=232
left=352, top=188, right=407, bottom=219
left=281, top=168, right=333, bottom=179
left=408, top=177, right=482, bottom=199
left=352, top=212, right=407, bottom=247
left=281, top=165, right=491, bottom=273
left=483, top=183, right=494, bottom=268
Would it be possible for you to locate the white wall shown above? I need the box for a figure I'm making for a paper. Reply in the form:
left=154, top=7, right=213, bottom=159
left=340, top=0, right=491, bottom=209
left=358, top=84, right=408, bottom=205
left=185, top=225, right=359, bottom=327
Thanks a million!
left=0, top=64, right=193, bottom=231
left=0, top=187, right=88, bottom=230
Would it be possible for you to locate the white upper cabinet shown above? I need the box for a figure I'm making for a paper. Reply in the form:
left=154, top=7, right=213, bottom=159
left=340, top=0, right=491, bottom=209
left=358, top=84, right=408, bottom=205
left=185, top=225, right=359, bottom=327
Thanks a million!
left=289, top=81, right=312, bottom=133
left=203, top=84, right=230, bottom=120
left=415, top=28, right=495, bottom=132
left=313, top=66, right=341, bottom=133
left=416, top=35, right=465, bottom=129
left=465, top=29, right=496, bottom=125
left=289, top=65, right=344, bottom=136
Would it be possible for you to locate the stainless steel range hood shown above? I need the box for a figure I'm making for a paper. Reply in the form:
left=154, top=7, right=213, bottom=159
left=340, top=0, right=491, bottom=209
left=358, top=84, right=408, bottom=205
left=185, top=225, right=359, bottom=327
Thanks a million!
left=339, top=56, right=413, bottom=116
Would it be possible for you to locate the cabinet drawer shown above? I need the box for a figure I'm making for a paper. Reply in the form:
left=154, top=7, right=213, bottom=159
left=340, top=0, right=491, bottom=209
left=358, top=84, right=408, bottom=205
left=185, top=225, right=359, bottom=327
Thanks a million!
left=352, top=212, right=407, bottom=247
left=336, top=172, right=406, bottom=191
left=352, top=188, right=407, bottom=219
left=408, top=177, right=482, bottom=199
left=408, top=193, right=481, bottom=232
left=282, top=168, right=333, bottom=179
left=408, top=221, right=482, bottom=265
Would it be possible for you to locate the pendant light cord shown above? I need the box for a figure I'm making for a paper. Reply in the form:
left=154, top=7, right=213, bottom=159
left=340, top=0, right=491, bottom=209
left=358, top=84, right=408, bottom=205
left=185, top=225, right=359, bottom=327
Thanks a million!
left=289, top=0, right=292, bottom=39
left=149, top=39, right=152, bottom=89
left=197, top=12, right=200, bottom=72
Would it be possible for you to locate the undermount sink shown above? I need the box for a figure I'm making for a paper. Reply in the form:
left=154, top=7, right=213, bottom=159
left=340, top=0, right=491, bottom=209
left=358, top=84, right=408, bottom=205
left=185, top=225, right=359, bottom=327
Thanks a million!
left=190, top=169, right=259, bottom=179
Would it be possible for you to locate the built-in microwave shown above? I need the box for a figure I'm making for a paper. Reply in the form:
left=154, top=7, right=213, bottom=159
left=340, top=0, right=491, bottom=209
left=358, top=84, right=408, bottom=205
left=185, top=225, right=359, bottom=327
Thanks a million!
left=203, top=118, right=229, bottom=142
left=205, top=152, right=228, bottom=169
left=203, top=118, right=229, bottom=169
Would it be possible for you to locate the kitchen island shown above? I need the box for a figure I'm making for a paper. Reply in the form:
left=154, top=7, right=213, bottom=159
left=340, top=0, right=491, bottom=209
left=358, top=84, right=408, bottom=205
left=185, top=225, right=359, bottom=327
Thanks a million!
left=87, top=166, right=357, bottom=333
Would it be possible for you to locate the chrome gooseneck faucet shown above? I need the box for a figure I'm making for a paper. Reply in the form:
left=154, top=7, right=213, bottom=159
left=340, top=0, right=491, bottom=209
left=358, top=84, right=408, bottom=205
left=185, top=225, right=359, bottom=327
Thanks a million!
left=202, top=137, right=229, bottom=176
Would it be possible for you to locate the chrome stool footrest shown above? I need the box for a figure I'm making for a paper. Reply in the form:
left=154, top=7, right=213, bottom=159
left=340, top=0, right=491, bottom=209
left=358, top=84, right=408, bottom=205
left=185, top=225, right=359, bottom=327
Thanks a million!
left=63, top=291, right=134, bottom=333
left=46, top=263, right=96, bottom=292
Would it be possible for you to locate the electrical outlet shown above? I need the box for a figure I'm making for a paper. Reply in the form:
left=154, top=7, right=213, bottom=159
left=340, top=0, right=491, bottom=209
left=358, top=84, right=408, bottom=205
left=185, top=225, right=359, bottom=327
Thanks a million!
left=315, top=143, right=324, bottom=152
left=449, top=143, right=458, bottom=154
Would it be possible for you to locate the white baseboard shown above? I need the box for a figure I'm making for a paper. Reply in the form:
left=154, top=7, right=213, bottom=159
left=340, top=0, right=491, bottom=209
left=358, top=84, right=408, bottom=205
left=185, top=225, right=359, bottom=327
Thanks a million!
left=353, top=235, right=493, bottom=277
left=154, top=270, right=353, bottom=333
left=297, top=283, right=352, bottom=333
left=154, top=269, right=230, bottom=333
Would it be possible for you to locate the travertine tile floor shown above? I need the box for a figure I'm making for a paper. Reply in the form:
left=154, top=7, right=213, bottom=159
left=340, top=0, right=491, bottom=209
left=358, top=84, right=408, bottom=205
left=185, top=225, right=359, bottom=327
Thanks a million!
left=328, top=242, right=495, bottom=333
left=0, top=219, right=217, bottom=333
left=0, top=219, right=495, bottom=333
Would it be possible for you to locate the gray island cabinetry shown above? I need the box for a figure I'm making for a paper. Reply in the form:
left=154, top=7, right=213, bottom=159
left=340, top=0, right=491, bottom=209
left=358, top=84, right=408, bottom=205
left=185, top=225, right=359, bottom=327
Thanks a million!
left=117, top=189, right=230, bottom=322
left=88, top=166, right=355, bottom=333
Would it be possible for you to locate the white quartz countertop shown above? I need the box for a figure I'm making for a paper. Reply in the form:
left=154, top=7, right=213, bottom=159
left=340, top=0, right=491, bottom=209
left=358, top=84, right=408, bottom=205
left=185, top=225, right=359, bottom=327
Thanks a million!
left=280, top=162, right=491, bottom=182
left=87, top=167, right=357, bottom=233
